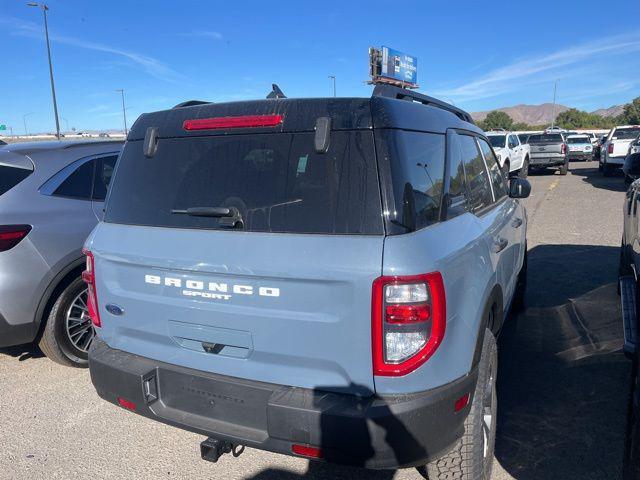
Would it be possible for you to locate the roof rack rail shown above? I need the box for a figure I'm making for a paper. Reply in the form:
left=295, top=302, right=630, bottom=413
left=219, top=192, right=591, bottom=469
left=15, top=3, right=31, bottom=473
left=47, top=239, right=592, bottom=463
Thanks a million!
left=372, top=84, right=474, bottom=124
left=173, top=100, right=212, bottom=109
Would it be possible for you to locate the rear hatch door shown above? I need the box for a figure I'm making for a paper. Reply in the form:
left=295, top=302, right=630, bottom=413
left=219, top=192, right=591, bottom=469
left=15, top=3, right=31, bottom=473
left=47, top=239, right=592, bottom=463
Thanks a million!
left=89, top=124, right=384, bottom=395
left=528, top=134, right=564, bottom=157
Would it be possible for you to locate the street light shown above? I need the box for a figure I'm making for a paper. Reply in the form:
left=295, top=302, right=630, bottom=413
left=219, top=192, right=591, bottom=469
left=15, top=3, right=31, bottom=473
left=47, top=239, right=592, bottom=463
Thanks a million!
left=115, top=89, right=128, bottom=136
left=23, top=112, right=35, bottom=136
left=328, top=75, right=336, bottom=97
left=27, top=3, right=61, bottom=140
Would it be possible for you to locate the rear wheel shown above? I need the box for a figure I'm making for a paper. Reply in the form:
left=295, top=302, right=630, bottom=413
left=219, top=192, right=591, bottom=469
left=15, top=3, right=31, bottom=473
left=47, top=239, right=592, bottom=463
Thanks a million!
left=502, top=160, right=510, bottom=181
left=559, top=160, right=569, bottom=176
left=38, top=276, right=94, bottom=368
left=419, top=327, right=498, bottom=480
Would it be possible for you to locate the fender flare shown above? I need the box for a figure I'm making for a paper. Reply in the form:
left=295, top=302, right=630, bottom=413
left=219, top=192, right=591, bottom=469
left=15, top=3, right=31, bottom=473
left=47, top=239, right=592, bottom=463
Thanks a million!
left=470, top=284, right=504, bottom=370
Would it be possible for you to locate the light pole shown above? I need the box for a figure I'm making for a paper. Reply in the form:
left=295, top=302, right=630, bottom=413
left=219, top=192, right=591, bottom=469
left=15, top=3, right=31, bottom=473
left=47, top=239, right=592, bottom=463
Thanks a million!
left=328, top=75, right=336, bottom=97
left=550, top=80, right=558, bottom=129
left=27, top=3, right=61, bottom=140
left=23, top=112, right=35, bottom=136
left=115, top=89, right=128, bottom=136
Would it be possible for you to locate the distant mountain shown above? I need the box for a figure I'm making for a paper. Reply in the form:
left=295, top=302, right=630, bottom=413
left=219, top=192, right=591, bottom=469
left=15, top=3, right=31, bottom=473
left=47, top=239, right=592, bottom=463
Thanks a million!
left=471, top=103, right=570, bottom=125
left=471, top=103, right=625, bottom=126
left=591, top=105, right=625, bottom=118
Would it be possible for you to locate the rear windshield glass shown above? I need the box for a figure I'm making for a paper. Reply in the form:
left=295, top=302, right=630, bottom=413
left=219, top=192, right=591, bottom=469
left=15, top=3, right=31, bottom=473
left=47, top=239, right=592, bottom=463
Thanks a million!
left=613, top=128, right=640, bottom=140
left=105, top=132, right=383, bottom=235
left=567, top=137, right=589, bottom=144
left=487, top=135, right=506, bottom=148
left=0, top=165, right=32, bottom=196
left=528, top=134, right=563, bottom=143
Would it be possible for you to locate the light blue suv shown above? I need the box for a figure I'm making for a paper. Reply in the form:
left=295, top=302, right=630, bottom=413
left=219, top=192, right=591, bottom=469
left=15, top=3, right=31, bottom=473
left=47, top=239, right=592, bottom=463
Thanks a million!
left=86, top=86, right=529, bottom=478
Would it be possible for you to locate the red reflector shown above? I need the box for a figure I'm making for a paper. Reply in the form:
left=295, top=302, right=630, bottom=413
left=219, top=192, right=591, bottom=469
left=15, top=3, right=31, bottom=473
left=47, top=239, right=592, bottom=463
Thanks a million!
left=82, top=248, right=101, bottom=328
left=0, top=225, right=31, bottom=252
left=608, top=143, right=614, bottom=154
left=117, top=397, right=137, bottom=411
left=385, top=304, right=430, bottom=324
left=183, top=114, right=283, bottom=131
left=291, top=444, right=323, bottom=459
left=454, top=393, right=470, bottom=412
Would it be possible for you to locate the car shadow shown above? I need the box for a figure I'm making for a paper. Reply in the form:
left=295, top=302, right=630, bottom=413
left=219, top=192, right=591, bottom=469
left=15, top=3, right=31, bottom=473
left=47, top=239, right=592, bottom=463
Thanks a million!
left=570, top=162, right=627, bottom=192
left=0, top=343, right=45, bottom=361
left=496, top=243, right=628, bottom=479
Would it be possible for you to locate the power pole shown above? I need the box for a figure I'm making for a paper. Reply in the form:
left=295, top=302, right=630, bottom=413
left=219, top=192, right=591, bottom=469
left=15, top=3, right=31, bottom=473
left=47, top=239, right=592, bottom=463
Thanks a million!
left=550, top=80, right=558, bottom=129
left=328, top=75, right=336, bottom=97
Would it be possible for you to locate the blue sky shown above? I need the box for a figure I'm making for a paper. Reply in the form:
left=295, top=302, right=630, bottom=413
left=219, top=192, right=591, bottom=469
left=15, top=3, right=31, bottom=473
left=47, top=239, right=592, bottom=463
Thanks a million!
left=1, top=0, right=639, bottom=133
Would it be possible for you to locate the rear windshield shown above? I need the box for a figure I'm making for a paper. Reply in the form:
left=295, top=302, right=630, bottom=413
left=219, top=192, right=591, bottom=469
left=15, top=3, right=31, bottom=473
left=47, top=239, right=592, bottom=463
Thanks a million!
left=0, top=165, right=32, bottom=196
left=567, top=137, right=589, bottom=144
left=528, top=134, right=563, bottom=143
left=487, top=135, right=506, bottom=148
left=105, top=132, right=383, bottom=235
left=613, top=128, right=640, bottom=140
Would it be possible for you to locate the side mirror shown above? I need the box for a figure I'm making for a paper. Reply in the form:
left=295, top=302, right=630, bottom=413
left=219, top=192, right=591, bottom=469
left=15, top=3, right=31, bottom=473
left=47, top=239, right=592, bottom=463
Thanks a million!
left=623, top=152, right=640, bottom=179
left=509, top=177, right=531, bottom=199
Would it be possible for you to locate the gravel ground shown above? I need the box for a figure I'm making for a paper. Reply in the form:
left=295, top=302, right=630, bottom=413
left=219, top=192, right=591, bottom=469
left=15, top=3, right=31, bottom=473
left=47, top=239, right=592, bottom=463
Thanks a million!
left=0, top=161, right=629, bottom=480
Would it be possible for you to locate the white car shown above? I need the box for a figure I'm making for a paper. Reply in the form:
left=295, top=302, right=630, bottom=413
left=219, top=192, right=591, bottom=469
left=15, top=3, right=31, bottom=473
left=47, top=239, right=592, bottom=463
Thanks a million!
left=485, top=130, right=531, bottom=177
left=601, top=125, right=640, bottom=176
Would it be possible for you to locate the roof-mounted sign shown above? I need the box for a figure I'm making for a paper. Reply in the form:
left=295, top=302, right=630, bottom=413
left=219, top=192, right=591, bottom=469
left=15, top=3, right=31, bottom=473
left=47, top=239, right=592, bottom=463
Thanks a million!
left=369, top=46, right=418, bottom=88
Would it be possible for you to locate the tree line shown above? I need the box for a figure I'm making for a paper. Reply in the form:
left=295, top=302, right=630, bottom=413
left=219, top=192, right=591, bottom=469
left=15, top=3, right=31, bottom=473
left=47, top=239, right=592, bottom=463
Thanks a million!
left=477, top=96, right=640, bottom=131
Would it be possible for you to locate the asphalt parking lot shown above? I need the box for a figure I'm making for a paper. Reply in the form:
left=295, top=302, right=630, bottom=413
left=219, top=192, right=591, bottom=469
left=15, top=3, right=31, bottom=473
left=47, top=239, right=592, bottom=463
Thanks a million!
left=0, top=161, right=630, bottom=480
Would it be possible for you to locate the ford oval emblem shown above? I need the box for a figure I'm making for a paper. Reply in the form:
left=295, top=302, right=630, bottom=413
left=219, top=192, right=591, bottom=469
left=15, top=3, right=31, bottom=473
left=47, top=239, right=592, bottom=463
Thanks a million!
left=105, top=304, right=124, bottom=316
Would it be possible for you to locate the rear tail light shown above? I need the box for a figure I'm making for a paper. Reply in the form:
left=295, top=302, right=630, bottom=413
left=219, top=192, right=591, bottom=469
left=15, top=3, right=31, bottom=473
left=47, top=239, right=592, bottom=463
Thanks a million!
left=0, top=225, right=31, bottom=252
left=291, top=444, right=323, bottom=459
left=561, top=143, right=566, bottom=154
left=183, top=114, right=283, bottom=131
left=372, top=273, right=446, bottom=376
left=608, top=143, right=614, bottom=154
left=81, top=248, right=101, bottom=328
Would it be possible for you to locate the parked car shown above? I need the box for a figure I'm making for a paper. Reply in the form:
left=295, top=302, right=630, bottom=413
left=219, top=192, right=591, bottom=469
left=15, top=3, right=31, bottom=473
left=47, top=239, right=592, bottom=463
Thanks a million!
left=86, top=85, right=530, bottom=479
left=485, top=129, right=530, bottom=178
left=0, top=140, right=123, bottom=367
left=594, top=134, right=607, bottom=160
left=628, top=135, right=640, bottom=156
left=565, top=134, right=594, bottom=161
left=601, top=126, right=640, bottom=176
left=527, top=132, right=569, bottom=175
left=98, top=133, right=110, bottom=138
left=0, top=139, right=7, bottom=146
left=517, top=133, right=531, bottom=144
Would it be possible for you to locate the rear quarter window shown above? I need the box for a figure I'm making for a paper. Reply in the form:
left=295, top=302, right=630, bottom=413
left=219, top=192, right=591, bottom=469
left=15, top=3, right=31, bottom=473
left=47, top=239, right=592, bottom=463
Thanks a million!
left=0, top=165, right=32, bottom=196
left=105, top=131, right=383, bottom=235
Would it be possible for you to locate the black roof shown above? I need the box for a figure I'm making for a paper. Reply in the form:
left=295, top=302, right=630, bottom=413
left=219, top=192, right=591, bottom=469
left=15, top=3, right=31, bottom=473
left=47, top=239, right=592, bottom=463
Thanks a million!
left=128, top=86, right=480, bottom=141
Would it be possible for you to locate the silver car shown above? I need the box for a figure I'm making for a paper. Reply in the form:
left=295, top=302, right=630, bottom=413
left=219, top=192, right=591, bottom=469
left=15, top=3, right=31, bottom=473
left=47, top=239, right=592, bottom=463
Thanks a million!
left=0, top=140, right=122, bottom=367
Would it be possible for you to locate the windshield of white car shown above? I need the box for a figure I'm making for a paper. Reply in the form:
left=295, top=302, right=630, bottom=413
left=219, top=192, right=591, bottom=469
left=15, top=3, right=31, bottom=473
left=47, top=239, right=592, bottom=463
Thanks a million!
left=613, top=128, right=640, bottom=140
left=488, top=135, right=506, bottom=148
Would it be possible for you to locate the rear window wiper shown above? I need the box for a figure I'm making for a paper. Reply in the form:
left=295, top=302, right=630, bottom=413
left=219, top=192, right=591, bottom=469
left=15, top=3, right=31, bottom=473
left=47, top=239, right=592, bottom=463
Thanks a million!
left=171, top=206, right=243, bottom=228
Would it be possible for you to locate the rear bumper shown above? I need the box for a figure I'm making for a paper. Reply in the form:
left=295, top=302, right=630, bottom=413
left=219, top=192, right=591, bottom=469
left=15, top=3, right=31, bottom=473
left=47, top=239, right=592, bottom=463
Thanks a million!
left=606, top=156, right=625, bottom=166
left=567, top=152, right=593, bottom=161
left=530, top=156, right=566, bottom=167
left=89, top=338, right=477, bottom=469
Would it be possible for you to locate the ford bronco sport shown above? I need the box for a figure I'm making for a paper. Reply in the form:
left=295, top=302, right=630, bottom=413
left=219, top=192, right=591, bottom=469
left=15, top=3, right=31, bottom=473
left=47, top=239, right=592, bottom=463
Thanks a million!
left=86, top=85, right=530, bottom=479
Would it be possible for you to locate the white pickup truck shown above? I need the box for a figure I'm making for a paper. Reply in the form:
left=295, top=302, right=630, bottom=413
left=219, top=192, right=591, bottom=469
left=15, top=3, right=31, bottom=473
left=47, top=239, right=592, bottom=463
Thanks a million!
left=485, top=130, right=531, bottom=178
left=601, top=125, right=640, bottom=176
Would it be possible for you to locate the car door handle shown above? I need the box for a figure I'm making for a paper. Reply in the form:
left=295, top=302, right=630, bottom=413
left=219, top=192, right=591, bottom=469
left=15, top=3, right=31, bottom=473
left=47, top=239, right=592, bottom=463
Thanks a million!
left=493, top=237, right=508, bottom=253
left=512, top=218, right=523, bottom=228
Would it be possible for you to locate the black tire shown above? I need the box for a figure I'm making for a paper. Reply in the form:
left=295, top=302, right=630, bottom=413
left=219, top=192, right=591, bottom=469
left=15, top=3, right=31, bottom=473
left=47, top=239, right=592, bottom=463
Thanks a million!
left=38, top=276, right=93, bottom=368
left=559, top=160, right=569, bottom=176
left=518, top=157, right=529, bottom=179
left=502, top=161, right=510, bottom=181
left=419, top=328, right=498, bottom=480
left=513, top=249, right=527, bottom=312
left=603, top=163, right=615, bottom=177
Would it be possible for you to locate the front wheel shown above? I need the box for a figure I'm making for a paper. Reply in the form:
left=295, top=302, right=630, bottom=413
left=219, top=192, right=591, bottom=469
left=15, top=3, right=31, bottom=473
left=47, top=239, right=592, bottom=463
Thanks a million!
left=38, top=276, right=94, bottom=368
left=419, top=328, right=498, bottom=480
left=519, top=157, right=529, bottom=179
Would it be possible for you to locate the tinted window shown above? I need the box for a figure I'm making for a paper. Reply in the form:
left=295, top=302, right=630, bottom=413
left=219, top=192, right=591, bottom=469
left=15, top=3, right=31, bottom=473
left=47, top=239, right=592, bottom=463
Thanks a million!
left=387, top=131, right=445, bottom=231
left=567, top=136, right=590, bottom=144
left=508, top=135, right=518, bottom=148
left=478, top=138, right=508, bottom=200
left=528, top=134, right=563, bottom=143
left=518, top=134, right=529, bottom=143
left=613, top=128, right=640, bottom=140
left=92, top=155, right=118, bottom=201
left=0, top=165, right=32, bottom=196
left=488, top=135, right=506, bottom=148
left=446, top=135, right=470, bottom=219
left=53, top=160, right=94, bottom=199
left=106, top=132, right=383, bottom=235
left=458, top=135, right=494, bottom=212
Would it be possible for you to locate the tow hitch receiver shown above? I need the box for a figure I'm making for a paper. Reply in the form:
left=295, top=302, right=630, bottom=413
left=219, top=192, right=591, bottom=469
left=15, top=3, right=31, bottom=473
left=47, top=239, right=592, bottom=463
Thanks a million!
left=200, top=437, right=245, bottom=463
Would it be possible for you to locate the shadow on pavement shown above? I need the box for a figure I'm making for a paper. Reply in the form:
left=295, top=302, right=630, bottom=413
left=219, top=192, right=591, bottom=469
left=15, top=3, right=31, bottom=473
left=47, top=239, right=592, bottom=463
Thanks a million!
left=0, top=343, right=44, bottom=361
left=571, top=162, right=627, bottom=192
left=496, top=243, right=628, bottom=480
